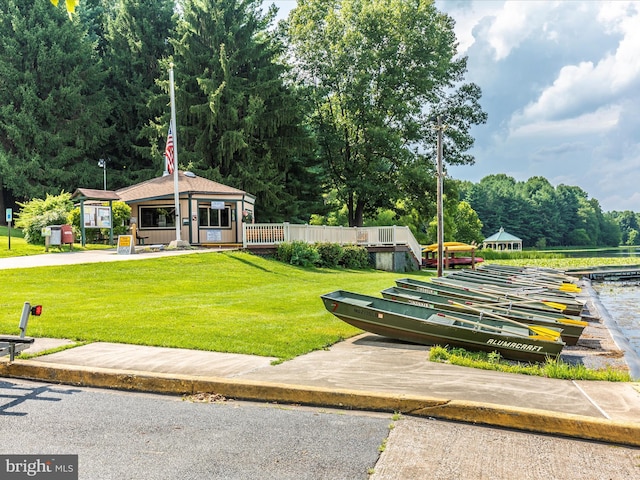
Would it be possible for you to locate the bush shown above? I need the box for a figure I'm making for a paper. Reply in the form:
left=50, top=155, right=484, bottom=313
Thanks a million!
left=315, top=242, right=344, bottom=268
left=276, top=241, right=371, bottom=269
left=15, top=192, right=74, bottom=244
left=275, top=242, right=294, bottom=263
left=276, top=241, right=320, bottom=267
left=340, top=245, right=371, bottom=269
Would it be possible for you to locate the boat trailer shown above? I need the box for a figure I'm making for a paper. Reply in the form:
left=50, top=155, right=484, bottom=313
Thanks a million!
left=0, top=302, right=42, bottom=362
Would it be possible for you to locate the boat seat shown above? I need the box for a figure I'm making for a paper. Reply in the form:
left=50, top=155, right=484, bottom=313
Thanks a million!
left=501, top=325, right=529, bottom=336
left=426, top=314, right=456, bottom=326
left=341, top=298, right=373, bottom=307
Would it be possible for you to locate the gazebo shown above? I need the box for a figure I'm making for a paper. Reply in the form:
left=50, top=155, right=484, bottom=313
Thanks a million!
left=482, top=227, right=522, bottom=251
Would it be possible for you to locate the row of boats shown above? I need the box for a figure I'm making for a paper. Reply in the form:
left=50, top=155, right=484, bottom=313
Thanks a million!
left=321, top=264, right=589, bottom=362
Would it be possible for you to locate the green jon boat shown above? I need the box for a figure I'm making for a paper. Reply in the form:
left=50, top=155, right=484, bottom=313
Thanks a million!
left=381, top=286, right=587, bottom=345
left=396, top=276, right=584, bottom=317
left=321, top=290, right=565, bottom=362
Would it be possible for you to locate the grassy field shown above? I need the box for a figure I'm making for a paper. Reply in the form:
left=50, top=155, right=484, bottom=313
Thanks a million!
left=0, top=250, right=423, bottom=361
left=2, top=232, right=639, bottom=366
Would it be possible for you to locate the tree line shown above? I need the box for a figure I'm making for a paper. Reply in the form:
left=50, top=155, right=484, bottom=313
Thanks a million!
left=2, top=1, right=636, bottom=249
left=457, top=174, right=635, bottom=248
left=0, top=0, right=485, bottom=226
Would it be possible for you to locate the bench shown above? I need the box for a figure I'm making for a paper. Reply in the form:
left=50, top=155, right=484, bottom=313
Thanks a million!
left=136, top=230, right=149, bottom=245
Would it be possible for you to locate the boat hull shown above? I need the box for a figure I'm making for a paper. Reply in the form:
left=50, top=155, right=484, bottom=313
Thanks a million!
left=381, top=286, right=585, bottom=345
left=321, top=291, right=565, bottom=362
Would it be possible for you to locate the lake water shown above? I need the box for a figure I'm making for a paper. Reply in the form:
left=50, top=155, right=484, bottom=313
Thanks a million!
left=592, top=281, right=640, bottom=359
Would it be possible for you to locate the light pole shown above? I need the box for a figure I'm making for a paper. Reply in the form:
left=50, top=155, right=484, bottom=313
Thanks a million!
left=98, top=158, right=107, bottom=190
left=435, top=116, right=444, bottom=278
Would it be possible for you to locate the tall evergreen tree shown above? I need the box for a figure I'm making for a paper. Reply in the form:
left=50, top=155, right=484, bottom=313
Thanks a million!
left=168, top=0, right=321, bottom=222
left=0, top=0, right=111, bottom=205
left=100, top=0, right=176, bottom=187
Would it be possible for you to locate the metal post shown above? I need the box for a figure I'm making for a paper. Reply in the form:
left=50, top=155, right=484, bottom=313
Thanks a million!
left=436, top=115, right=444, bottom=277
left=169, top=64, right=181, bottom=241
left=19, top=302, right=31, bottom=338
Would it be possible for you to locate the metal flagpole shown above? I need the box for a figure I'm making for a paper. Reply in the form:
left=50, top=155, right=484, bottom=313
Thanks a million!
left=169, top=64, right=181, bottom=241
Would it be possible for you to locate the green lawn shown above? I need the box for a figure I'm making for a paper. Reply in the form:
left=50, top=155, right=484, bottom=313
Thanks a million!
left=3, top=233, right=639, bottom=364
left=0, top=250, right=428, bottom=361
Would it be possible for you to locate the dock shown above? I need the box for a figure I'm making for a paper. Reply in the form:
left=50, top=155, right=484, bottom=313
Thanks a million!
left=568, top=265, right=640, bottom=282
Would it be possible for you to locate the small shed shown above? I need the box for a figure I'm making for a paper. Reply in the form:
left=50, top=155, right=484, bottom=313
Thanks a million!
left=483, top=227, right=522, bottom=251
left=116, top=171, right=255, bottom=246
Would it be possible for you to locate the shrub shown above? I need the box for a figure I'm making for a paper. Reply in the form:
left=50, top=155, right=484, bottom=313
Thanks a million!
left=275, top=242, right=294, bottom=263
left=276, top=241, right=320, bottom=267
left=290, top=241, right=320, bottom=267
left=315, top=242, right=344, bottom=268
left=340, top=245, right=371, bottom=269
left=15, top=192, right=74, bottom=244
left=276, top=241, right=371, bottom=269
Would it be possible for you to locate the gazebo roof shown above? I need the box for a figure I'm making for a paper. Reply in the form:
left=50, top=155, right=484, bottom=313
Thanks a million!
left=484, top=227, right=521, bottom=242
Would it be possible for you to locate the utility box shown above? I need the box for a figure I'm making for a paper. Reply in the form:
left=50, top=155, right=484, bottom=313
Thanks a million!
left=48, top=225, right=62, bottom=246
left=61, top=224, right=74, bottom=244
left=47, top=225, right=74, bottom=250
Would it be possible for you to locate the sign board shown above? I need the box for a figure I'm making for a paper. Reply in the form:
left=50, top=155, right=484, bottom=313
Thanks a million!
left=210, top=201, right=225, bottom=210
left=206, top=229, right=222, bottom=242
left=41, top=227, right=52, bottom=237
left=5, top=208, right=12, bottom=223
left=83, top=205, right=112, bottom=228
left=117, top=235, right=135, bottom=255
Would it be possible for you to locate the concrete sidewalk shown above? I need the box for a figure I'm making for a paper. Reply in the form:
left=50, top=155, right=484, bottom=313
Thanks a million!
left=0, top=246, right=218, bottom=270
left=2, top=334, right=639, bottom=447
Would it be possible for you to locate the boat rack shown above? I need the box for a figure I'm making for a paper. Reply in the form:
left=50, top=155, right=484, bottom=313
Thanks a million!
left=0, top=302, right=41, bottom=362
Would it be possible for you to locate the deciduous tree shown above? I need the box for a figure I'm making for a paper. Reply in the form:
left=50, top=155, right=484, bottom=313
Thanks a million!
left=288, top=0, right=486, bottom=226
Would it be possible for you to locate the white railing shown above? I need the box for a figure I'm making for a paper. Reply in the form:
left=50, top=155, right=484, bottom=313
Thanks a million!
left=243, top=223, right=422, bottom=264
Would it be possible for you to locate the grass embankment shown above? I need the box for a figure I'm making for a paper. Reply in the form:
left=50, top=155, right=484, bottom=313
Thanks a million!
left=0, top=250, right=412, bottom=361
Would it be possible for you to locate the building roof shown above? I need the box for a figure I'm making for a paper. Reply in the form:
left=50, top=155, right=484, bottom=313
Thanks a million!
left=484, top=227, right=522, bottom=242
left=71, top=188, right=121, bottom=202
left=116, top=171, right=252, bottom=203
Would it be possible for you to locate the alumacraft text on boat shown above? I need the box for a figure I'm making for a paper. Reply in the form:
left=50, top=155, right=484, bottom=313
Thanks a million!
left=486, top=338, right=544, bottom=352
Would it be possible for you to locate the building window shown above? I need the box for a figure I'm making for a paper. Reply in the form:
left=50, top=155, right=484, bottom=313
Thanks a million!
left=140, top=207, right=176, bottom=228
left=199, top=205, right=231, bottom=228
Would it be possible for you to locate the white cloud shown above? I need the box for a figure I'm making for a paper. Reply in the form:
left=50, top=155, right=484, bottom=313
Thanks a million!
left=435, top=1, right=505, bottom=55
left=485, top=1, right=552, bottom=60
left=510, top=104, right=621, bottom=138
left=511, top=1, right=640, bottom=128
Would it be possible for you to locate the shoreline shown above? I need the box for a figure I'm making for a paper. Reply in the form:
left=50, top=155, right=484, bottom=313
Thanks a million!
left=562, top=279, right=640, bottom=380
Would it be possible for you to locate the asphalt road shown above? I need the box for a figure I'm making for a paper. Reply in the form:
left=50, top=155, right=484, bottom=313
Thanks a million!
left=1, top=378, right=389, bottom=480
left=2, top=379, right=639, bottom=479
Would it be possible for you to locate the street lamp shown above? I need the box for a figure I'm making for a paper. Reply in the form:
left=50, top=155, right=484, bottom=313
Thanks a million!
left=430, top=115, right=445, bottom=277
left=98, top=158, right=107, bottom=190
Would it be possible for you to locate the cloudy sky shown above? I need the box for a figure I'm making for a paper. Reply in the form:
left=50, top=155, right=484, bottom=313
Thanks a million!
left=265, top=1, right=640, bottom=212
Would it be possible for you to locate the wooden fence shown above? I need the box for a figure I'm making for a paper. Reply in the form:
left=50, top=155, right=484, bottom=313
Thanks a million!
left=243, top=223, right=422, bottom=264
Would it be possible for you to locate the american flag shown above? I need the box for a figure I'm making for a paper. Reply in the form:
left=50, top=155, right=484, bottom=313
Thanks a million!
left=165, top=126, right=175, bottom=174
